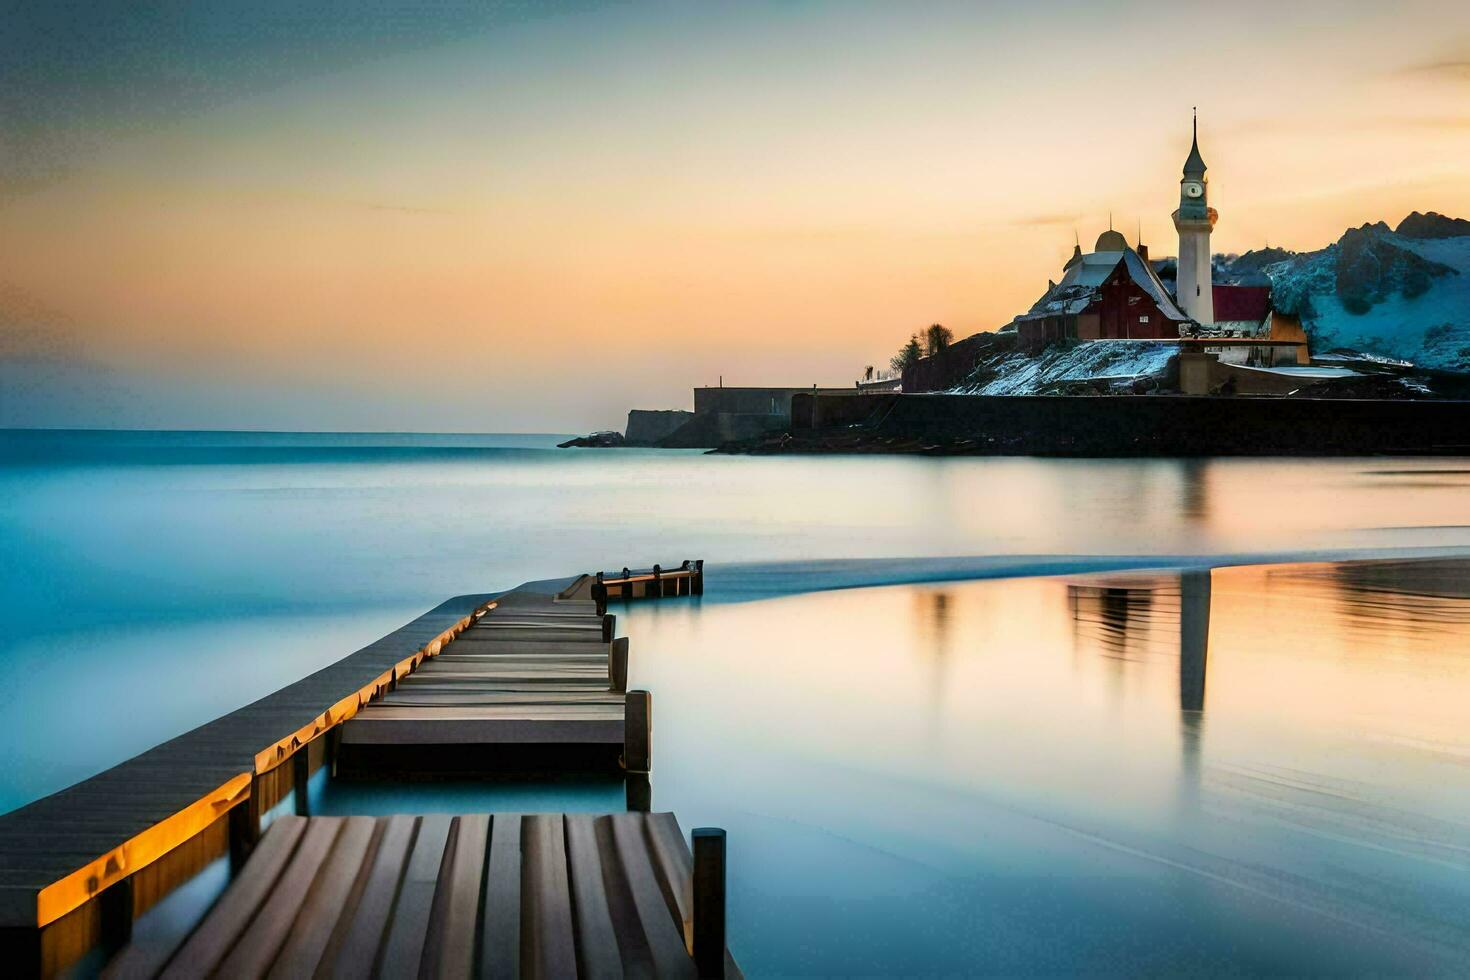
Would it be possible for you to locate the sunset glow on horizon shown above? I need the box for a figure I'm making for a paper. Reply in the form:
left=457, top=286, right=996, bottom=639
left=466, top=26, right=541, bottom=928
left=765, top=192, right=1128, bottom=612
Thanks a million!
left=4, top=0, right=1470, bottom=430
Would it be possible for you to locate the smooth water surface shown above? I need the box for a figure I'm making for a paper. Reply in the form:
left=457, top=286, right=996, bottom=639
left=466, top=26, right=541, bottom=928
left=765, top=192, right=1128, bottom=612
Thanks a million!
left=602, top=562, right=1470, bottom=975
left=4, top=428, right=1470, bottom=812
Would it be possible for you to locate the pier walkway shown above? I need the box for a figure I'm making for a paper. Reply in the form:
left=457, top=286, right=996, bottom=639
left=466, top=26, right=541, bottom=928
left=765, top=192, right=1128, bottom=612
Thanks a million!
left=340, top=588, right=651, bottom=773
left=107, top=812, right=737, bottom=979
left=0, top=561, right=721, bottom=977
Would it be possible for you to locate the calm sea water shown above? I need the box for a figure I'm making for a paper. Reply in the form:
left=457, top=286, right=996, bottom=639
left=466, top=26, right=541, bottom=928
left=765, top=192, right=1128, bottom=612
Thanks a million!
left=5, top=430, right=1470, bottom=975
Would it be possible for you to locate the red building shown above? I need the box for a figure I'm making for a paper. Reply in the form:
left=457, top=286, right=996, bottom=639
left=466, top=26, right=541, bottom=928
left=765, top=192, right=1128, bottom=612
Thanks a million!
left=1015, top=230, right=1191, bottom=350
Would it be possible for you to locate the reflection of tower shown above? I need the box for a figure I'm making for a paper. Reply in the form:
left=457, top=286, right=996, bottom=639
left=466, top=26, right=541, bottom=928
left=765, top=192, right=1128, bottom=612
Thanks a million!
left=1179, top=459, right=1210, bottom=524
left=1177, top=569, right=1211, bottom=813
left=916, top=590, right=953, bottom=725
left=1179, top=569, right=1211, bottom=712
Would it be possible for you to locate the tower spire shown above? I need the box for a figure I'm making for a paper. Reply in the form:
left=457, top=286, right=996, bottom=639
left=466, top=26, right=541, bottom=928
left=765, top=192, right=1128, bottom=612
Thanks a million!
left=1184, top=107, right=1207, bottom=175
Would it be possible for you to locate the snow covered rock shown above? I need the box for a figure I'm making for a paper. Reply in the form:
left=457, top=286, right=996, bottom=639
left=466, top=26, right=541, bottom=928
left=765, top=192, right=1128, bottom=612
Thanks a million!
left=1225, top=214, right=1470, bottom=373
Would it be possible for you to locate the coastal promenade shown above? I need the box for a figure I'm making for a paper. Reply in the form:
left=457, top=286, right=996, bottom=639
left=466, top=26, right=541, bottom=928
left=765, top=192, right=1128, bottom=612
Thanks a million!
left=0, top=561, right=728, bottom=977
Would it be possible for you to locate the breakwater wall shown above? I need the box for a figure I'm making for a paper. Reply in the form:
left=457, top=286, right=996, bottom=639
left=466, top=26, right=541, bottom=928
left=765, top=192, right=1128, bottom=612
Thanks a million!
left=787, top=392, right=1470, bottom=455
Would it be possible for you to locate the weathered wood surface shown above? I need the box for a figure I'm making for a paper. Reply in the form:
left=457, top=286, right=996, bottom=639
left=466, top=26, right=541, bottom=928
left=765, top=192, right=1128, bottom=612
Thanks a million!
left=343, top=589, right=634, bottom=752
left=0, top=588, right=511, bottom=930
left=111, top=813, right=741, bottom=979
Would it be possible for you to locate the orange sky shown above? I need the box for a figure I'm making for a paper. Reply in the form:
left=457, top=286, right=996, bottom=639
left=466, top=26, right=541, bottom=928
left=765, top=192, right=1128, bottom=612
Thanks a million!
left=3, top=1, right=1470, bottom=430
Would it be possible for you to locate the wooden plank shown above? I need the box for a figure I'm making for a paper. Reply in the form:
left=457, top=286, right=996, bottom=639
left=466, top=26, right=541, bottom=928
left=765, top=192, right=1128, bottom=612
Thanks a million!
left=607, top=814, right=697, bottom=979
left=341, top=718, right=625, bottom=746
left=215, top=816, right=345, bottom=977
left=316, top=814, right=417, bottom=980
left=521, top=814, right=576, bottom=980
left=480, top=814, right=521, bottom=980
left=422, top=815, right=488, bottom=980
left=159, top=814, right=309, bottom=978
left=377, top=814, right=451, bottom=978
left=266, top=815, right=378, bottom=978
left=644, top=812, right=693, bottom=949
left=380, top=692, right=625, bottom=707
left=563, top=815, right=621, bottom=980
left=356, top=705, right=624, bottom=720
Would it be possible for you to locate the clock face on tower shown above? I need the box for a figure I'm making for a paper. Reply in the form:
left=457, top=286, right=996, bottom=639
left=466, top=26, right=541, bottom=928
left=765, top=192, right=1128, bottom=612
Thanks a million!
left=1183, top=181, right=1204, bottom=199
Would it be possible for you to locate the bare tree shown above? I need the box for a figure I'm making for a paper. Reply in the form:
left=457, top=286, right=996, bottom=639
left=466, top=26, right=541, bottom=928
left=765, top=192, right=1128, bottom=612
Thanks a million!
left=924, top=323, right=954, bottom=356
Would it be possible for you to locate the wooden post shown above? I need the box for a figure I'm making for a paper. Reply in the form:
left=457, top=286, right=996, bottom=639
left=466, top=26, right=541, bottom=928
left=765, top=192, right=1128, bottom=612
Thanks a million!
left=99, top=875, right=134, bottom=951
left=625, top=773, right=651, bottom=813
left=692, top=828, right=727, bottom=978
left=293, top=748, right=311, bottom=817
left=624, top=690, right=651, bottom=774
left=593, top=581, right=607, bottom=617
left=652, top=564, right=663, bottom=599
left=609, top=637, right=629, bottom=693
left=327, top=726, right=343, bottom=778
left=229, top=776, right=262, bottom=874
left=602, top=613, right=616, bottom=643
left=693, top=559, right=705, bottom=596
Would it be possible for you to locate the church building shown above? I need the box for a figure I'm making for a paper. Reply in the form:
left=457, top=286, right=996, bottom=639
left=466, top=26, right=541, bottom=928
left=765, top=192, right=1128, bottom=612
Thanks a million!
left=1013, top=114, right=1302, bottom=364
left=1013, top=229, right=1190, bottom=349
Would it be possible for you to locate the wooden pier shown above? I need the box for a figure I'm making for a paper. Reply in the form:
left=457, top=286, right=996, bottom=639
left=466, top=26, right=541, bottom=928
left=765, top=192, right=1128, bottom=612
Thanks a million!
left=105, top=812, right=739, bottom=979
left=0, top=561, right=723, bottom=977
left=340, top=589, right=651, bottom=774
left=594, top=561, right=704, bottom=606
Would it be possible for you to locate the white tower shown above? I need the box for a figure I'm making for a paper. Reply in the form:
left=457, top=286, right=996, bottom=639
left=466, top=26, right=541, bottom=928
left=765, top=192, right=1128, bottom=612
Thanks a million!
left=1172, top=112, right=1217, bottom=325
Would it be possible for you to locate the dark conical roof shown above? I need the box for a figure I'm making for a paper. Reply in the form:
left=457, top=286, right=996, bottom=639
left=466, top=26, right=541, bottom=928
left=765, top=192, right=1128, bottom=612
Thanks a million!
left=1183, top=113, right=1206, bottom=175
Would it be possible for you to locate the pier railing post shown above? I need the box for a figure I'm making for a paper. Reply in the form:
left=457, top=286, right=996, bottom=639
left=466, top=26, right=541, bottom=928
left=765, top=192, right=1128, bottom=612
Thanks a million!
left=693, top=559, right=705, bottom=596
left=593, top=576, right=608, bottom=616
left=293, top=748, right=311, bottom=817
left=99, top=875, right=134, bottom=951
left=229, top=776, right=262, bottom=873
left=609, top=637, right=629, bottom=693
left=692, top=828, right=727, bottom=978
left=624, top=690, right=651, bottom=774
left=653, top=564, right=663, bottom=598
left=625, top=773, right=651, bottom=812
left=602, top=613, right=616, bottom=643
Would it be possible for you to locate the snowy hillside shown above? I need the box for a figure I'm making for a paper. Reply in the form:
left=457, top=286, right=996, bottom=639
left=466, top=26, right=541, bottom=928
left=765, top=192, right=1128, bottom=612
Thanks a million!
left=1221, top=212, right=1470, bottom=373
left=952, top=341, right=1176, bottom=395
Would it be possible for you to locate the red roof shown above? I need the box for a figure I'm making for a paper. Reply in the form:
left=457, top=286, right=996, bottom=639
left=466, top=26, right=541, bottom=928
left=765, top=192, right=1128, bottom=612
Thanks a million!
left=1212, top=285, right=1271, bottom=322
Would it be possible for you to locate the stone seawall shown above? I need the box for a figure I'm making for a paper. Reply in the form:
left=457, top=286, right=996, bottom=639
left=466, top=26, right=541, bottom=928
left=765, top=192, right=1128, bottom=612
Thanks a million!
left=625, top=409, right=694, bottom=445
left=764, top=392, right=1470, bottom=456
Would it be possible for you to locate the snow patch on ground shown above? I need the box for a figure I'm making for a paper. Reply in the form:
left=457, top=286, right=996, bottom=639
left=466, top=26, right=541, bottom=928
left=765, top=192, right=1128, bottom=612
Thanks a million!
left=951, top=341, right=1177, bottom=395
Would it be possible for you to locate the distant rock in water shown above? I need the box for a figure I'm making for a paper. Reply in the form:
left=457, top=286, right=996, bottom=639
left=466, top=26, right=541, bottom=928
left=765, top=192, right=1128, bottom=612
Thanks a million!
left=1396, top=211, right=1470, bottom=240
left=557, top=430, right=626, bottom=448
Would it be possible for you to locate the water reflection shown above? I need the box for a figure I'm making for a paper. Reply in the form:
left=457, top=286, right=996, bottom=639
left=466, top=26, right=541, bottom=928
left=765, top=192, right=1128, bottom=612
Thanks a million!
left=621, top=557, right=1470, bottom=976
left=8, top=434, right=1470, bottom=811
